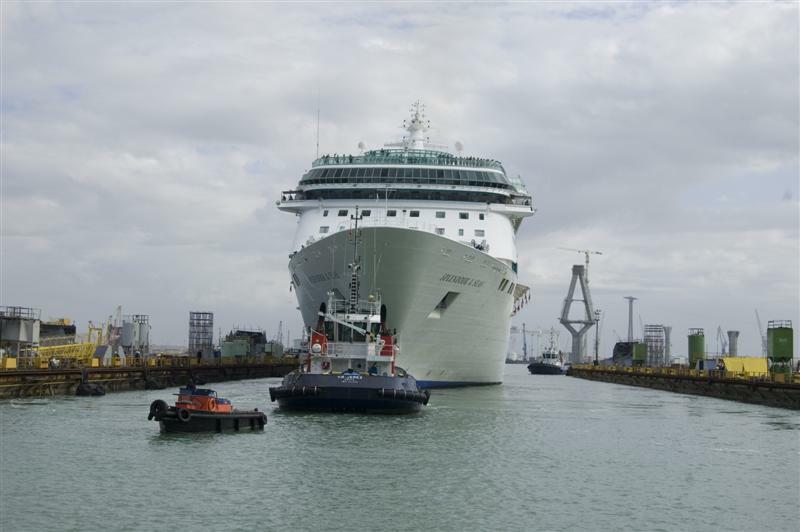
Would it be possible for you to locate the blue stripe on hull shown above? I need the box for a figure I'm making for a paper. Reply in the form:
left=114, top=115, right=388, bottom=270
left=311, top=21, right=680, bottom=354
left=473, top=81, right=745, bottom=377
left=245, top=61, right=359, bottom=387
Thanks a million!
left=417, top=380, right=501, bottom=389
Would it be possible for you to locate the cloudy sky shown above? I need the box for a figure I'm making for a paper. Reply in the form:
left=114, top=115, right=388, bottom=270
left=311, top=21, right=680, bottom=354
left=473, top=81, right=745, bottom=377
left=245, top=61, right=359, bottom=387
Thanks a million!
left=3, top=2, right=798, bottom=358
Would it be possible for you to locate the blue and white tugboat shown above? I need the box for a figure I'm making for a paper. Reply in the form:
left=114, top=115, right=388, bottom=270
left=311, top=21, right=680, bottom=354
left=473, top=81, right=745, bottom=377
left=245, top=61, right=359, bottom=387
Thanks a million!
left=527, top=328, right=566, bottom=375
left=269, top=209, right=430, bottom=414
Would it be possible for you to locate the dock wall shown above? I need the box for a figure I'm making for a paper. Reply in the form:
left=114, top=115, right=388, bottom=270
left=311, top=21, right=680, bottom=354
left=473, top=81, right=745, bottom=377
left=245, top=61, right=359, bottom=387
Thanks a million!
left=568, top=365, right=800, bottom=410
left=0, top=360, right=300, bottom=399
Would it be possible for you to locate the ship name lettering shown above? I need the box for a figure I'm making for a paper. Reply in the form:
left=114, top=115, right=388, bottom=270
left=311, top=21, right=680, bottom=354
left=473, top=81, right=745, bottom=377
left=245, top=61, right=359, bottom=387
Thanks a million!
left=439, top=273, right=484, bottom=288
left=307, top=271, right=341, bottom=284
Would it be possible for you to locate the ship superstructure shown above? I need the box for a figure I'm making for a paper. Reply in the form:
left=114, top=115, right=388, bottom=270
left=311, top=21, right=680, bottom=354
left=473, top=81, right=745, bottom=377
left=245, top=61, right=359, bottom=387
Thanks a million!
left=278, top=102, right=535, bottom=386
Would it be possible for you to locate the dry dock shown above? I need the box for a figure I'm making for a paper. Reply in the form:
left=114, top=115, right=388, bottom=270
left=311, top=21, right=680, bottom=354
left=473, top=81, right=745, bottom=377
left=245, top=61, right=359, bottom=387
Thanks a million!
left=568, top=365, right=800, bottom=410
left=0, top=358, right=299, bottom=399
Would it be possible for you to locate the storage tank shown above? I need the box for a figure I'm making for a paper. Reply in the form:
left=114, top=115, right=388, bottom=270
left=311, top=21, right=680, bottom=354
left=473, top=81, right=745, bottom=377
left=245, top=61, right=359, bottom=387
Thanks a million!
left=727, top=331, right=740, bottom=357
left=767, top=321, right=793, bottom=362
left=688, top=328, right=705, bottom=368
left=121, top=321, right=135, bottom=347
left=137, top=322, right=149, bottom=348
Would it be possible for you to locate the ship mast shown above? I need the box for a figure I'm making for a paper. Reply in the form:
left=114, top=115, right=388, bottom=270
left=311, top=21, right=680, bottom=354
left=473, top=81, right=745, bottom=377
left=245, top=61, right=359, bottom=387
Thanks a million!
left=348, top=207, right=363, bottom=313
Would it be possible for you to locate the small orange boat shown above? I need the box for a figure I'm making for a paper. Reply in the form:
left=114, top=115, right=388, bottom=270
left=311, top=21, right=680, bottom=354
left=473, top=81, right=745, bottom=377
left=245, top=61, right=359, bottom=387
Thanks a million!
left=148, top=385, right=266, bottom=433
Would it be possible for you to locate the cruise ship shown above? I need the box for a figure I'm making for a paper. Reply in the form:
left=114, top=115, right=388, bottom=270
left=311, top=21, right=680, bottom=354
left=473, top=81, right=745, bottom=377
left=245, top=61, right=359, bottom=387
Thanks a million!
left=278, top=103, right=535, bottom=386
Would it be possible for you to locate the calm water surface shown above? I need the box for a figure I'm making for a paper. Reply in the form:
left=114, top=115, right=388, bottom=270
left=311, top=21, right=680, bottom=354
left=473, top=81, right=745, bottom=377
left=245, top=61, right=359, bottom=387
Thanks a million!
left=1, top=365, right=798, bottom=531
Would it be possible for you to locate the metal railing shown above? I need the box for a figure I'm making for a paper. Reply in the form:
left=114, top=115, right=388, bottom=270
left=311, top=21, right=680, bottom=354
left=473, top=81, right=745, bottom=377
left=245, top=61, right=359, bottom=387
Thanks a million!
left=571, top=364, right=799, bottom=384
left=311, top=149, right=505, bottom=172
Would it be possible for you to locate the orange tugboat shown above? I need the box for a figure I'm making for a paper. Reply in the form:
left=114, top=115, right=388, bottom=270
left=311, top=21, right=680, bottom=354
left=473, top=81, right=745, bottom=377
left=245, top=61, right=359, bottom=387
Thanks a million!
left=148, top=385, right=266, bottom=433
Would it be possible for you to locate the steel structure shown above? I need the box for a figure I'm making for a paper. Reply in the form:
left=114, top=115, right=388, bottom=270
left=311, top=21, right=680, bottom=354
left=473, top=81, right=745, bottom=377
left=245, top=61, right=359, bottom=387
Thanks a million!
left=189, top=312, right=214, bottom=361
left=644, top=324, right=669, bottom=366
left=559, top=265, right=595, bottom=363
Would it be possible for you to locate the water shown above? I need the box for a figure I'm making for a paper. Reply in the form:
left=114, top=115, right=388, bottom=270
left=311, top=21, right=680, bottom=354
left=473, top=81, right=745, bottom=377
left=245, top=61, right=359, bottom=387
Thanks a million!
left=1, top=365, right=798, bottom=531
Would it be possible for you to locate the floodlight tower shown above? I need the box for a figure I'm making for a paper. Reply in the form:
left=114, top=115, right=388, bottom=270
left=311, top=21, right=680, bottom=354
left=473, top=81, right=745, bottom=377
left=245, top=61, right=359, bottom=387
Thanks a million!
left=624, top=296, right=638, bottom=342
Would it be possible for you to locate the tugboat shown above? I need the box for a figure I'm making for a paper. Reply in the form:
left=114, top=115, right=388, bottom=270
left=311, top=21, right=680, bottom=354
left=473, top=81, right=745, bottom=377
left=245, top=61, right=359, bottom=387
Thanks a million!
left=527, top=328, right=566, bottom=375
left=269, top=209, right=429, bottom=414
left=148, top=385, right=267, bottom=433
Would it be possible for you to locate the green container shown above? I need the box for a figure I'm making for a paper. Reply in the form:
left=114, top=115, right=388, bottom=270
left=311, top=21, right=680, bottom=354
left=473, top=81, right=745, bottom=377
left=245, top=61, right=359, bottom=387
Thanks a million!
left=632, top=342, right=647, bottom=362
left=221, top=338, right=249, bottom=357
left=688, top=329, right=705, bottom=368
left=767, top=323, right=793, bottom=362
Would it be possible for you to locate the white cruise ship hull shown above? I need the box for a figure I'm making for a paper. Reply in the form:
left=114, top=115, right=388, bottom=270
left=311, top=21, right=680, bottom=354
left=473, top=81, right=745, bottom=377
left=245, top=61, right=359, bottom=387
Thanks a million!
left=289, top=227, right=517, bottom=387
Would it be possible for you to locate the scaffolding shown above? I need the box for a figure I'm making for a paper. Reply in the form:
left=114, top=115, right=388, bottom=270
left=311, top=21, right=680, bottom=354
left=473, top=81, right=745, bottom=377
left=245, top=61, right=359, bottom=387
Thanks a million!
left=189, top=312, right=214, bottom=360
left=644, top=324, right=669, bottom=367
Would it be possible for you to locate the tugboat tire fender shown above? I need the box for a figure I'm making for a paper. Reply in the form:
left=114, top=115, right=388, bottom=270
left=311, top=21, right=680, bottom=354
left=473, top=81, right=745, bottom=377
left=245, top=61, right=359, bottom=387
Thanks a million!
left=149, top=399, right=169, bottom=420
left=177, top=408, right=192, bottom=422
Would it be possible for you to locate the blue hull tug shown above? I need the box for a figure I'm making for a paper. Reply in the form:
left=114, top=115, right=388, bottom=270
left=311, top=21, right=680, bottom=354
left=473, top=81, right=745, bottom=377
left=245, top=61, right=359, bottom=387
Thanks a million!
left=270, top=369, right=429, bottom=414
left=270, top=218, right=429, bottom=414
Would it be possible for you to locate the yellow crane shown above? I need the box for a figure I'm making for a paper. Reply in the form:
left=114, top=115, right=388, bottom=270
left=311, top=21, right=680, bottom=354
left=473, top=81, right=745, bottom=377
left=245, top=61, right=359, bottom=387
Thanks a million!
left=558, top=247, right=603, bottom=284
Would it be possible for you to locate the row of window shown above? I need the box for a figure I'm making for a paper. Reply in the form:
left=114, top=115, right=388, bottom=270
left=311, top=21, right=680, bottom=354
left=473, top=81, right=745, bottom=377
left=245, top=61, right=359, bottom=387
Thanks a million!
left=323, top=209, right=486, bottom=220
left=304, top=166, right=508, bottom=183
left=498, top=278, right=516, bottom=295
left=300, top=168, right=512, bottom=189
left=303, top=189, right=515, bottom=204
left=319, top=226, right=486, bottom=237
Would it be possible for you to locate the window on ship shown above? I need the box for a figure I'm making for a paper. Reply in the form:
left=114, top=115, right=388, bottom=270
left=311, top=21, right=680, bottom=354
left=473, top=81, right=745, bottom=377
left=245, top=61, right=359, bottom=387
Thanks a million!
left=387, top=210, right=397, bottom=217
left=436, top=211, right=445, bottom=218
left=361, top=209, right=371, bottom=217
left=338, top=209, right=348, bottom=216
left=410, top=210, right=420, bottom=217
left=459, top=212, right=469, bottom=219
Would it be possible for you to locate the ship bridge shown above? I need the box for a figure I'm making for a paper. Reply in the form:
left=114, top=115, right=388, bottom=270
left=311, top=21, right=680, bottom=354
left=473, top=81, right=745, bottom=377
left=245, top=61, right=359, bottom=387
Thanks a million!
left=276, top=102, right=535, bottom=265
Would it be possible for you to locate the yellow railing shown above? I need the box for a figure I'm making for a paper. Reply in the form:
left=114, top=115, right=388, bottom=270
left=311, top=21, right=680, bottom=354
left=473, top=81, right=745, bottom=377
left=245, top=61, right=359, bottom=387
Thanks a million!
left=571, top=364, right=795, bottom=384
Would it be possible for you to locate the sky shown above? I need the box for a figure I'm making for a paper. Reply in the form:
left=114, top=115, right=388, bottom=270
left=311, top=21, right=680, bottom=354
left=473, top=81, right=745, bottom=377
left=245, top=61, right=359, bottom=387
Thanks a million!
left=2, top=1, right=798, bottom=359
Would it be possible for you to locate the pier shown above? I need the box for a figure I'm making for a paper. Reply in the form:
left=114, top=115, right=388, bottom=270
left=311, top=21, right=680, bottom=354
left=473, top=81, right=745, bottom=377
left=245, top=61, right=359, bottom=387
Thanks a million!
left=0, top=358, right=299, bottom=399
left=568, top=364, right=800, bottom=410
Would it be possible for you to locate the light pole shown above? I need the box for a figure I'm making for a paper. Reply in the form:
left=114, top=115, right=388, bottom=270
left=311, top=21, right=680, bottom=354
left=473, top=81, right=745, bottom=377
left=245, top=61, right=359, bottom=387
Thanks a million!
left=594, top=309, right=601, bottom=365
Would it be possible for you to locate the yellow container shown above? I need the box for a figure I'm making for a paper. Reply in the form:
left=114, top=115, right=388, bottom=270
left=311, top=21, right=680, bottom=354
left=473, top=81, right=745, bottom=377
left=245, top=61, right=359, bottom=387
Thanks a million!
left=1, top=357, right=17, bottom=370
left=90, top=359, right=99, bottom=368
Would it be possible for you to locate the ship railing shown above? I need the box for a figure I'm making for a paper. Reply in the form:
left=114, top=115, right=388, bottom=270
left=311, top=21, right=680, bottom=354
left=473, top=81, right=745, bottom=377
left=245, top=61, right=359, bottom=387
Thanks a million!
left=326, top=343, right=370, bottom=359
left=311, top=150, right=505, bottom=172
left=279, top=190, right=306, bottom=202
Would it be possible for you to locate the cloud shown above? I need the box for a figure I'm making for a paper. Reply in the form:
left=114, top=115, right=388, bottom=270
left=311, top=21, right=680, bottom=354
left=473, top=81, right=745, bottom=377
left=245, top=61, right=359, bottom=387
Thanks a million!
left=2, top=2, right=797, bottom=357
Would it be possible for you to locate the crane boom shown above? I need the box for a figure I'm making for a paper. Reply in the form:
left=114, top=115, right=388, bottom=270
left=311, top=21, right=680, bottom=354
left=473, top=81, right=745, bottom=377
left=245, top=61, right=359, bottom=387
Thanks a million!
left=558, top=247, right=603, bottom=284
left=755, top=309, right=767, bottom=356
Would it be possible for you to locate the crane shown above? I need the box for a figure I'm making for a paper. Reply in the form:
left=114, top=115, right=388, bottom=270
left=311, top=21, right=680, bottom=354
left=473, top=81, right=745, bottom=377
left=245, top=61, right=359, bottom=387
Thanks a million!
left=716, top=326, right=728, bottom=356
left=515, top=324, right=543, bottom=360
left=755, top=309, right=767, bottom=357
left=558, top=248, right=602, bottom=284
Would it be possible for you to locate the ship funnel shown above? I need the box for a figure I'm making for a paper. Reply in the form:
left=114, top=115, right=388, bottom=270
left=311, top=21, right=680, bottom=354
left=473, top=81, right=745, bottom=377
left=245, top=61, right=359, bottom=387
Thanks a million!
left=727, top=330, right=740, bottom=357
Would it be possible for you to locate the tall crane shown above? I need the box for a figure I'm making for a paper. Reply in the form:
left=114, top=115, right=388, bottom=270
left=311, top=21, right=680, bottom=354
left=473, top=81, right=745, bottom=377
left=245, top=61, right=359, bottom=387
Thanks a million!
left=558, top=248, right=603, bottom=284
left=716, top=326, right=728, bottom=355
left=755, top=309, right=767, bottom=357
left=516, top=324, right=543, bottom=361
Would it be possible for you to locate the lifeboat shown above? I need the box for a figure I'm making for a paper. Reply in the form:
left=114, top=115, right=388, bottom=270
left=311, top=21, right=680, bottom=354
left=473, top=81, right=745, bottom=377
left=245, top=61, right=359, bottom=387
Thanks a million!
left=148, top=385, right=267, bottom=433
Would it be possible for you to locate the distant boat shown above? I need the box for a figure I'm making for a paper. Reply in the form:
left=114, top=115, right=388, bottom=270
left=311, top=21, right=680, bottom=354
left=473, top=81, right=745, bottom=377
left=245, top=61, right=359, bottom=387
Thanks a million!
left=527, top=328, right=565, bottom=375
